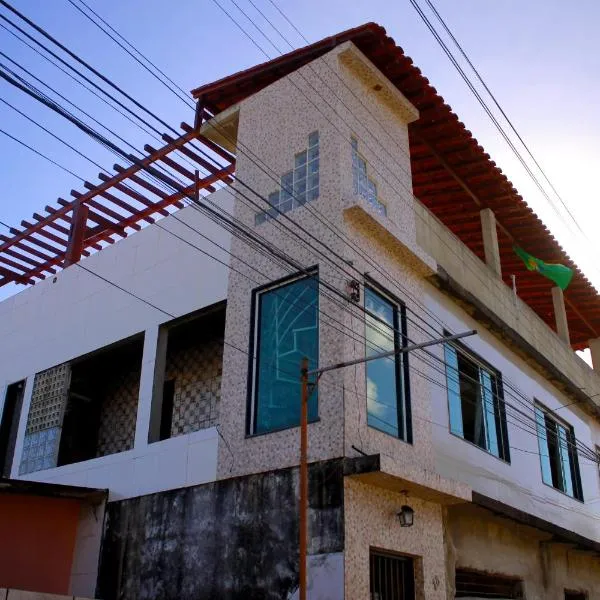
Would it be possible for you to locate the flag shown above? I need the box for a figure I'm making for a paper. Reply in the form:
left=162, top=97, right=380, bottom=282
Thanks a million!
left=513, top=246, right=573, bottom=290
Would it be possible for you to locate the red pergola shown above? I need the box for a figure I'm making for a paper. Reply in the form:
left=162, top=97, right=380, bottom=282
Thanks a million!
left=0, top=121, right=234, bottom=287
left=192, top=22, right=600, bottom=350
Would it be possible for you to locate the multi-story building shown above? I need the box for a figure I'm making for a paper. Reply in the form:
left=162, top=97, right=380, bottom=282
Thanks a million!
left=0, top=22, right=599, bottom=600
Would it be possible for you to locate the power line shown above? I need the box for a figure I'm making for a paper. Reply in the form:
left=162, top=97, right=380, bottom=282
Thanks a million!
left=3, top=1, right=596, bottom=460
left=64, top=0, right=194, bottom=108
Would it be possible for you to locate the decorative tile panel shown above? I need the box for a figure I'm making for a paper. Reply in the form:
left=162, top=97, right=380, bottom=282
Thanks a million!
left=19, top=363, right=70, bottom=474
left=166, top=335, right=223, bottom=437
left=96, top=367, right=139, bottom=457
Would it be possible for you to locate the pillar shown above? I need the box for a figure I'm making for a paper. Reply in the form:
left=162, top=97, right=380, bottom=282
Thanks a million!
left=588, top=338, right=600, bottom=371
left=134, top=324, right=168, bottom=448
left=480, top=208, right=502, bottom=278
left=551, top=286, right=570, bottom=346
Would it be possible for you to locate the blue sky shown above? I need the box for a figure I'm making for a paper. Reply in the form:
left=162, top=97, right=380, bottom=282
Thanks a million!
left=1, top=0, right=600, bottom=304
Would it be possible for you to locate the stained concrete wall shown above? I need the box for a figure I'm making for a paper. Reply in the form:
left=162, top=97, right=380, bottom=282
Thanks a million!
left=446, top=503, right=600, bottom=600
left=97, top=460, right=346, bottom=600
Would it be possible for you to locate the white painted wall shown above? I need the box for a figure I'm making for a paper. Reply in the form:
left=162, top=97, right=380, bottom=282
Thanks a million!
left=424, top=283, right=600, bottom=542
left=0, top=187, right=234, bottom=499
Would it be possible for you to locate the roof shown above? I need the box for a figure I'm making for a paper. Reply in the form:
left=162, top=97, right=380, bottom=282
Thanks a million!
left=192, top=23, right=599, bottom=350
left=0, top=125, right=234, bottom=287
left=0, top=477, right=106, bottom=503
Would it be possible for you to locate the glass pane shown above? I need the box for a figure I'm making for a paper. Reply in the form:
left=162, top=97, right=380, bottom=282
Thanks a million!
left=308, top=146, right=319, bottom=162
left=445, top=344, right=463, bottom=437
left=535, top=407, right=553, bottom=486
left=308, top=159, right=319, bottom=175
left=281, top=171, right=293, bottom=192
left=255, top=277, right=319, bottom=433
left=480, top=370, right=499, bottom=457
left=294, top=164, right=307, bottom=181
left=268, top=191, right=280, bottom=209
left=351, top=137, right=358, bottom=151
left=308, top=131, right=319, bottom=147
left=558, top=425, right=574, bottom=496
left=308, top=173, right=319, bottom=190
left=295, top=151, right=307, bottom=167
left=255, top=212, right=266, bottom=226
left=294, top=178, right=307, bottom=195
left=365, top=288, right=400, bottom=438
left=307, top=187, right=319, bottom=202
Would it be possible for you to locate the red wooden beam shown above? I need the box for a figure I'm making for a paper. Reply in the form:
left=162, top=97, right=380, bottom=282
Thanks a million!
left=64, top=203, right=89, bottom=267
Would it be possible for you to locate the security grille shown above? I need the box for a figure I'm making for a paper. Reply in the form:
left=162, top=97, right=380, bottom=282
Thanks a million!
left=455, top=568, right=523, bottom=598
left=370, top=550, right=415, bottom=600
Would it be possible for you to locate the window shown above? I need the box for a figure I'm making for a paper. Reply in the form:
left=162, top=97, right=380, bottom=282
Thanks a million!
left=250, top=274, right=319, bottom=434
left=535, top=403, right=583, bottom=500
left=365, top=286, right=411, bottom=441
left=444, top=340, right=510, bottom=461
left=455, top=568, right=523, bottom=598
left=351, top=137, right=386, bottom=216
left=0, top=380, right=25, bottom=477
left=255, top=131, right=319, bottom=224
left=564, top=591, right=587, bottom=600
left=370, top=550, right=415, bottom=600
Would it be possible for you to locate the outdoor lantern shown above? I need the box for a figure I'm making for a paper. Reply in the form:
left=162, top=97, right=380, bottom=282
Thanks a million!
left=397, top=504, right=414, bottom=527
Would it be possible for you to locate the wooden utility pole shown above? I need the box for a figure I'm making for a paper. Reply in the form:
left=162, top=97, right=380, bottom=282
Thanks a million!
left=299, top=356, right=309, bottom=600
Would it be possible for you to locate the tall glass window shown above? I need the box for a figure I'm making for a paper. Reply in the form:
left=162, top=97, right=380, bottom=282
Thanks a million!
left=444, top=341, right=510, bottom=462
left=251, top=275, right=319, bottom=434
left=535, top=404, right=583, bottom=500
left=365, top=286, right=411, bottom=441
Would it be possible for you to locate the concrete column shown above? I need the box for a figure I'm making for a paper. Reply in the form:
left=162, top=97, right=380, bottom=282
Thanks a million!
left=588, top=338, right=600, bottom=371
left=134, top=324, right=167, bottom=448
left=551, top=286, right=570, bottom=346
left=480, top=208, right=502, bottom=278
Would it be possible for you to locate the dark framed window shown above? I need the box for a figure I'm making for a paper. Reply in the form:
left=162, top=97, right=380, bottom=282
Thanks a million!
left=370, top=550, right=415, bottom=600
left=535, top=403, right=583, bottom=501
left=364, top=285, right=411, bottom=442
left=455, top=568, right=523, bottom=598
left=564, top=591, right=587, bottom=600
left=249, top=273, right=319, bottom=434
left=444, top=339, right=510, bottom=461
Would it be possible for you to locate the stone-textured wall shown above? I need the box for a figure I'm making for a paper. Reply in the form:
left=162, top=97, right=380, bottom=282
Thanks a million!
left=97, top=460, right=346, bottom=600
left=217, top=41, right=425, bottom=480
left=343, top=477, right=447, bottom=600
left=445, top=503, right=600, bottom=600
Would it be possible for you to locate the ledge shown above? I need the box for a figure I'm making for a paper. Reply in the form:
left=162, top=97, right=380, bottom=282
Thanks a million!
left=343, top=199, right=436, bottom=277
left=473, top=491, right=600, bottom=554
left=345, top=453, right=471, bottom=505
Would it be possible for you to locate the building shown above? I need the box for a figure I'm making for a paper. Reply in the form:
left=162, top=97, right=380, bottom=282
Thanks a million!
left=0, top=22, right=599, bottom=600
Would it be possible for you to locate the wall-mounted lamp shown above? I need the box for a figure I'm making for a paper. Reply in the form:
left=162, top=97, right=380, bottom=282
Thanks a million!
left=397, top=491, right=414, bottom=527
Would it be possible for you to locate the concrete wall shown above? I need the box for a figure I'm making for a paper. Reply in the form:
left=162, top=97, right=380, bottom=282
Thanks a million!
left=446, top=503, right=600, bottom=600
left=425, top=283, right=600, bottom=543
left=415, top=200, right=600, bottom=408
left=97, top=460, right=346, bottom=600
left=0, top=188, right=234, bottom=499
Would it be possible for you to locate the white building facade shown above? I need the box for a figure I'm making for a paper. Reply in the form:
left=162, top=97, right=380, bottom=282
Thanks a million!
left=0, top=22, right=599, bottom=600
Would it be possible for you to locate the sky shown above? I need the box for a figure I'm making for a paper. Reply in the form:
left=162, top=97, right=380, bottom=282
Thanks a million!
left=1, top=0, right=600, bottom=315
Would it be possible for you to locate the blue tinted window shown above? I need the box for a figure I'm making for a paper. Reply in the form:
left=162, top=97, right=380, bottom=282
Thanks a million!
left=365, top=287, right=409, bottom=440
left=253, top=276, right=319, bottom=433
left=444, top=343, right=510, bottom=462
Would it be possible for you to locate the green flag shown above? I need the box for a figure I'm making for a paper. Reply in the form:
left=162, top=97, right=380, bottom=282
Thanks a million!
left=513, top=246, right=573, bottom=290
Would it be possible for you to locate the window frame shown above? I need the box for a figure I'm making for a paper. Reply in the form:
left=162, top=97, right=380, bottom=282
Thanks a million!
left=246, top=269, right=320, bottom=436
left=443, top=335, right=511, bottom=462
left=535, top=401, right=584, bottom=502
left=363, top=281, right=412, bottom=443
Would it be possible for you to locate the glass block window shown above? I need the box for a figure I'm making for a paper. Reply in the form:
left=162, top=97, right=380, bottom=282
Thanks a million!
left=250, top=274, right=319, bottom=434
left=444, top=339, right=510, bottom=462
left=535, top=403, right=583, bottom=500
left=351, top=137, right=386, bottom=216
left=255, top=131, right=320, bottom=225
left=364, top=286, right=411, bottom=442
